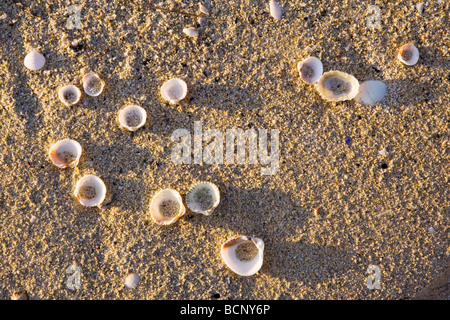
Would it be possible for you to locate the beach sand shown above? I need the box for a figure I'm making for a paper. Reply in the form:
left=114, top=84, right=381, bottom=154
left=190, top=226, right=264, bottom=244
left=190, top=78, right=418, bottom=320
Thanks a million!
left=0, top=0, right=448, bottom=299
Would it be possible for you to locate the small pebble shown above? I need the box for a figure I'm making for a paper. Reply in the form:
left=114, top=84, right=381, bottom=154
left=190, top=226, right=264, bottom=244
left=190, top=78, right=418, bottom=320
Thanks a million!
left=345, top=136, right=352, bottom=146
left=124, top=273, right=140, bottom=289
left=314, top=207, right=320, bottom=216
left=198, top=17, right=205, bottom=27
left=416, top=3, right=424, bottom=13
left=30, top=215, right=36, bottom=223
left=198, top=3, right=209, bottom=15
left=0, top=12, right=7, bottom=20
left=428, top=227, right=435, bottom=234
left=378, top=148, right=387, bottom=156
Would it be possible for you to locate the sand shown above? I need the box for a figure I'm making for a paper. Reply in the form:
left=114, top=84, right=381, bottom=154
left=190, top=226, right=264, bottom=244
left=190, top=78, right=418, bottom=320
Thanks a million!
left=0, top=0, right=449, bottom=300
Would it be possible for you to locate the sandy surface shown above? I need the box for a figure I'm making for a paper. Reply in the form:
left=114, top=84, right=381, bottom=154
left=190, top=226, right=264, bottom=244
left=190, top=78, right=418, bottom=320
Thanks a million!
left=0, top=0, right=449, bottom=300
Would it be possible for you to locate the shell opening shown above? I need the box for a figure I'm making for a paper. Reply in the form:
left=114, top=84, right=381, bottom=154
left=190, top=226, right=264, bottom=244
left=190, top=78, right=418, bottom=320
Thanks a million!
left=83, top=73, right=104, bottom=96
left=235, top=241, right=259, bottom=262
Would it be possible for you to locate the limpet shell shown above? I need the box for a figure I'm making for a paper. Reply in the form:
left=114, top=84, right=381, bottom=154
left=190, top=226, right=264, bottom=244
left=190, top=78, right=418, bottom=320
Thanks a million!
left=160, top=78, right=188, bottom=105
left=298, top=57, right=323, bottom=84
left=74, top=175, right=107, bottom=207
left=49, top=139, right=82, bottom=168
left=58, top=85, right=81, bottom=107
left=353, top=80, right=387, bottom=105
left=221, top=236, right=264, bottom=276
left=270, top=0, right=282, bottom=21
left=316, top=71, right=360, bottom=102
left=82, top=73, right=105, bottom=97
left=185, top=182, right=220, bottom=215
left=118, top=105, right=147, bottom=131
left=397, top=43, right=420, bottom=66
left=150, top=189, right=186, bottom=225
left=24, top=50, right=45, bottom=71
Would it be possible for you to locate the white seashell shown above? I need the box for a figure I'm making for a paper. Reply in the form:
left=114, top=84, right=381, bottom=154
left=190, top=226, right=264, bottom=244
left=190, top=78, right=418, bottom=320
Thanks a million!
left=82, top=73, right=104, bottom=97
left=160, top=78, right=188, bottom=105
left=118, top=105, right=147, bottom=131
left=297, top=57, right=323, bottom=84
left=49, top=139, right=82, bottom=168
left=378, top=148, right=387, bottom=156
left=198, top=3, right=209, bottom=15
left=185, top=182, right=220, bottom=215
left=183, top=27, right=199, bottom=38
left=124, top=273, right=140, bottom=289
left=74, top=175, right=107, bottom=207
left=397, top=43, right=420, bottom=66
left=353, top=80, right=387, bottom=105
left=221, top=236, right=264, bottom=276
left=150, top=189, right=186, bottom=225
left=316, top=71, right=360, bottom=102
left=58, top=85, right=81, bottom=107
left=24, top=50, right=45, bottom=71
left=270, top=0, right=282, bottom=21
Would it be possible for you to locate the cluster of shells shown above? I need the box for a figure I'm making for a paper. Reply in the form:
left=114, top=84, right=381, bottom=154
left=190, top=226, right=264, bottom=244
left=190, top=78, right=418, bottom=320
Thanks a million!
left=297, top=43, right=420, bottom=105
left=23, top=4, right=424, bottom=285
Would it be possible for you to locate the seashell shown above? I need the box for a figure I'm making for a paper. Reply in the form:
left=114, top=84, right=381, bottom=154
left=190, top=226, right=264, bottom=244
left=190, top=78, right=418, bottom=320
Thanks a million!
left=397, top=43, right=420, bottom=66
left=118, top=105, right=147, bottom=131
left=270, top=0, right=282, bottom=21
left=183, top=27, right=199, bottom=38
left=297, top=57, right=323, bottom=84
left=185, top=182, right=220, bottom=215
left=353, top=80, right=387, bottom=105
left=11, top=291, right=29, bottom=300
left=82, top=73, right=104, bottom=97
left=58, top=85, right=81, bottom=106
left=221, top=236, right=264, bottom=276
left=124, top=273, right=140, bottom=289
left=74, top=175, right=107, bottom=207
left=49, top=139, right=82, bottom=168
left=316, top=71, right=360, bottom=102
left=198, top=3, right=209, bottom=15
left=198, top=17, right=205, bottom=27
left=150, top=189, right=186, bottom=225
left=160, top=78, right=188, bottom=105
left=24, top=50, right=45, bottom=71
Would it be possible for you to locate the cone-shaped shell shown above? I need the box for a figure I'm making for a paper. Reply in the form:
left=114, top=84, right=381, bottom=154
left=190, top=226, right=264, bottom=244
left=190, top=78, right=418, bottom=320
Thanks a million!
left=58, top=85, right=81, bottom=106
left=316, top=71, right=359, bottom=101
left=150, top=189, right=186, bottom=225
left=160, top=78, right=188, bottom=105
left=397, top=43, right=419, bottom=66
left=270, top=0, right=282, bottom=21
left=49, top=139, right=82, bottom=168
left=221, top=236, right=264, bottom=276
left=298, top=57, right=323, bottom=84
left=185, top=182, right=220, bottom=215
left=24, top=50, right=45, bottom=70
left=118, top=105, right=147, bottom=131
left=74, top=175, right=107, bottom=207
left=82, top=73, right=105, bottom=97
left=354, top=80, right=387, bottom=105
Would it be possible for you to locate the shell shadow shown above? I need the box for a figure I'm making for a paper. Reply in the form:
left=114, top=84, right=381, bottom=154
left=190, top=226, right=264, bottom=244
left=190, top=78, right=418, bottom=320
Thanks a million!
left=180, top=183, right=359, bottom=290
